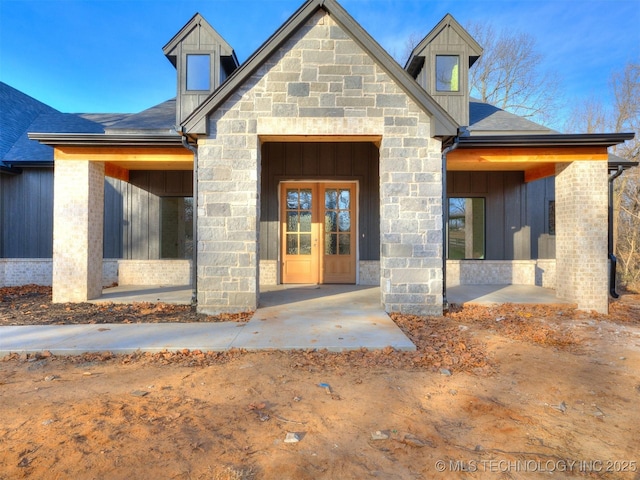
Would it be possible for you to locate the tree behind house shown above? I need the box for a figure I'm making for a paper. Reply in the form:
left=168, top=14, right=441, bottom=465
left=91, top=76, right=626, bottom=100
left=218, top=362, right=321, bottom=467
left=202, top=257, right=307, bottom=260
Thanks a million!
left=466, top=23, right=562, bottom=127
left=567, top=62, right=640, bottom=292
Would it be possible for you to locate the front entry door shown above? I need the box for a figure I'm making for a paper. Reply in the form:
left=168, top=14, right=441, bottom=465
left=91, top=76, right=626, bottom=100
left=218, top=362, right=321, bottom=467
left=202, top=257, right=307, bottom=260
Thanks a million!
left=281, top=182, right=356, bottom=284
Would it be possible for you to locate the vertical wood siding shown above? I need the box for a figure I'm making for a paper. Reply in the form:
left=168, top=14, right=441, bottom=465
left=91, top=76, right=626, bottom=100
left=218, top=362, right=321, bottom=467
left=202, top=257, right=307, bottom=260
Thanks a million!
left=260, top=142, right=380, bottom=262
left=447, top=171, right=555, bottom=260
left=2, top=169, right=192, bottom=260
left=0, top=168, right=53, bottom=257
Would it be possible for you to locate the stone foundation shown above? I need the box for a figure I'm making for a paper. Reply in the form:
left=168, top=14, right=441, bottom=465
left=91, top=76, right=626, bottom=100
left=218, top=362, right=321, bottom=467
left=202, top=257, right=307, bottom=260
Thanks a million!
left=117, top=260, right=192, bottom=285
left=446, top=259, right=556, bottom=288
left=358, top=261, right=380, bottom=285
left=0, top=259, right=53, bottom=287
left=1, top=259, right=191, bottom=288
left=259, top=260, right=278, bottom=285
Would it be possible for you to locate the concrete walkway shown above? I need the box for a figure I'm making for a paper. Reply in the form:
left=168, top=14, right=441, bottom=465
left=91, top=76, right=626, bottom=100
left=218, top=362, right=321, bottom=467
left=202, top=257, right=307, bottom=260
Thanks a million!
left=0, top=284, right=570, bottom=356
left=0, top=285, right=415, bottom=356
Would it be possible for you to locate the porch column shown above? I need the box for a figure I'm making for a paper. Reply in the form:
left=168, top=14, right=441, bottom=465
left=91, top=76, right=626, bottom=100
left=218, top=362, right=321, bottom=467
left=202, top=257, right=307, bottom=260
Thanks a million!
left=52, top=160, right=105, bottom=303
left=555, top=161, right=608, bottom=313
left=379, top=135, right=444, bottom=316
left=195, top=136, right=260, bottom=315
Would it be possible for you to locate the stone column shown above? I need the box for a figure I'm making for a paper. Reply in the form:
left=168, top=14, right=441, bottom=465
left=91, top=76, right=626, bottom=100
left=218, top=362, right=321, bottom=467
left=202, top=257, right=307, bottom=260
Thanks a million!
left=196, top=134, right=260, bottom=315
left=52, top=160, right=105, bottom=303
left=555, top=161, right=608, bottom=313
left=379, top=133, right=444, bottom=316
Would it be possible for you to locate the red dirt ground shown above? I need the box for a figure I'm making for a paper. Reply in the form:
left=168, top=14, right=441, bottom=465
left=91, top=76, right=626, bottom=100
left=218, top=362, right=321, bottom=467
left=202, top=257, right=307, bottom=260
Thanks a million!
left=1, top=286, right=639, bottom=479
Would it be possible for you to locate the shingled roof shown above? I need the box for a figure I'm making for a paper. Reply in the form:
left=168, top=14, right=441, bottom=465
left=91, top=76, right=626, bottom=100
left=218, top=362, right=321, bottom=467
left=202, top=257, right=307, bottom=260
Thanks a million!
left=0, top=82, right=105, bottom=171
left=467, top=97, right=554, bottom=135
left=104, top=99, right=177, bottom=134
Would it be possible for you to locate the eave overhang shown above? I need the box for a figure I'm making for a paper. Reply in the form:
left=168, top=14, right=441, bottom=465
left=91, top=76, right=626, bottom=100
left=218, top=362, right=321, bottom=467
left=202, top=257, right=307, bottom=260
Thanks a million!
left=28, top=133, right=184, bottom=147
left=448, top=132, right=636, bottom=182
left=0, top=163, right=22, bottom=175
left=28, top=133, right=193, bottom=178
left=456, top=133, right=635, bottom=149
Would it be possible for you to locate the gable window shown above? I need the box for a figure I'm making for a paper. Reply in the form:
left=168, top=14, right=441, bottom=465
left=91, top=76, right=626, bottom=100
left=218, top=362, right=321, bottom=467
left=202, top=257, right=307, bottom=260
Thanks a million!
left=448, top=197, right=485, bottom=259
left=186, top=54, right=210, bottom=91
left=436, top=55, right=460, bottom=92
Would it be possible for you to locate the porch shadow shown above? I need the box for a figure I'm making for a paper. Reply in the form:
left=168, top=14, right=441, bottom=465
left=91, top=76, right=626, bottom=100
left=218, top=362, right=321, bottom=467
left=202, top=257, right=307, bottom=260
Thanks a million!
left=258, top=284, right=377, bottom=308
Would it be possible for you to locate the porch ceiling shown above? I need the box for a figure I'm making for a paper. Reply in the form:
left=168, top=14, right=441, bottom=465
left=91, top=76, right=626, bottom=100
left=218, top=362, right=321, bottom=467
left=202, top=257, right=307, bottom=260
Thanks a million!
left=447, top=146, right=609, bottom=182
left=54, top=146, right=194, bottom=181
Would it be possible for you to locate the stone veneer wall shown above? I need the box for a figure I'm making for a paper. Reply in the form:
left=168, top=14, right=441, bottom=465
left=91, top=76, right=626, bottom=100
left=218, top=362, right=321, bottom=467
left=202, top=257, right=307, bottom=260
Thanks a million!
left=52, top=160, right=104, bottom=302
left=197, top=11, right=443, bottom=315
left=446, top=260, right=556, bottom=288
left=555, top=161, right=608, bottom=313
left=0, top=259, right=53, bottom=287
left=117, top=260, right=192, bottom=285
left=259, top=260, right=278, bottom=286
left=358, top=260, right=380, bottom=286
left=0, top=259, right=191, bottom=287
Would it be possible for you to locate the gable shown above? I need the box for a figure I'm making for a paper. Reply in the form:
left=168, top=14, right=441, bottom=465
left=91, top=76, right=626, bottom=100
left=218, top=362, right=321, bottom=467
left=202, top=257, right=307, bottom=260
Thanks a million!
left=181, top=0, right=457, bottom=137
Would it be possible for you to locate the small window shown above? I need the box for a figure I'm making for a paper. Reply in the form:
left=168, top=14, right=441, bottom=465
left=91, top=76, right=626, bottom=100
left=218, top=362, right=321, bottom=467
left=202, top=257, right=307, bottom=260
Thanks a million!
left=436, top=55, right=460, bottom=92
left=448, top=198, right=485, bottom=259
left=186, top=54, right=210, bottom=91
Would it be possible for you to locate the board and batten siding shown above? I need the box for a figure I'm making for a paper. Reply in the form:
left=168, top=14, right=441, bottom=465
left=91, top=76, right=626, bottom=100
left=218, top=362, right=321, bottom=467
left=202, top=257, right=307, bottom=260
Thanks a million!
left=260, top=142, right=380, bottom=263
left=105, top=171, right=193, bottom=260
left=2, top=169, right=192, bottom=260
left=0, top=168, right=53, bottom=258
left=447, top=171, right=555, bottom=260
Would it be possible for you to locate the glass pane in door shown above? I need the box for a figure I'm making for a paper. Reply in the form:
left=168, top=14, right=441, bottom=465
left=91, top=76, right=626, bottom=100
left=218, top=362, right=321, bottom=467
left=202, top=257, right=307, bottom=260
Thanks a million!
left=285, top=188, right=313, bottom=256
left=324, top=188, right=351, bottom=256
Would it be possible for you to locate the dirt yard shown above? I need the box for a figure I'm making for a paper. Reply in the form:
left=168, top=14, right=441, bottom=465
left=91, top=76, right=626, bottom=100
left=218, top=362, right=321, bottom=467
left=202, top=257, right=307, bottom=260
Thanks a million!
left=1, top=286, right=639, bottom=479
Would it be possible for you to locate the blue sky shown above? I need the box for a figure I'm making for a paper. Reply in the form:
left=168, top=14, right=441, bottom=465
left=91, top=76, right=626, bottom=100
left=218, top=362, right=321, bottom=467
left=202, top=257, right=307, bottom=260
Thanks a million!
left=1, top=0, right=638, bottom=126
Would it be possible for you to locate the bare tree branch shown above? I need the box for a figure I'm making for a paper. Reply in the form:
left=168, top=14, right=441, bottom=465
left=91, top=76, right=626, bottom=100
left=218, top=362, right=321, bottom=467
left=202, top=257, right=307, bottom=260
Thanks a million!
left=568, top=61, right=640, bottom=291
left=466, top=22, right=562, bottom=126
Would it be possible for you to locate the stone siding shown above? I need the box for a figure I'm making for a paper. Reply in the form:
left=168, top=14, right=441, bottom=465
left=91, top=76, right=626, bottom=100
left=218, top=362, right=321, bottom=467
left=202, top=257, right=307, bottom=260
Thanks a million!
left=259, top=260, right=278, bottom=285
left=1, top=259, right=191, bottom=288
left=198, top=11, right=442, bottom=315
left=0, top=259, right=53, bottom=287
left=535, top=259, right=556, bottom=289
left=555, top=161, right=608, bottom=313
left=358, top=260, right=380, bottom=286
left=103, top=259, right=119, bottom=286
left=446, top=260, right=556, bottom=288
left=117, top=260, right=192, bottom=285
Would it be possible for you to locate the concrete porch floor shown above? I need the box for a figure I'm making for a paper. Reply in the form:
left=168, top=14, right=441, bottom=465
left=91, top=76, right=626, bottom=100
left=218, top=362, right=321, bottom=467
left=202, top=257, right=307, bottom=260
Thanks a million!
left=91, top=283, right=571, bottom=307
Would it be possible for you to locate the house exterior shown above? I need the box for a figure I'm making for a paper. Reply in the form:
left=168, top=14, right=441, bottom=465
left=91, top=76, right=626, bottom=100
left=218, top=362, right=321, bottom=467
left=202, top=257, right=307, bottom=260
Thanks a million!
left=2, top=0, right=635, bottom=315
left=0, top=83, right=195, bottom=286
